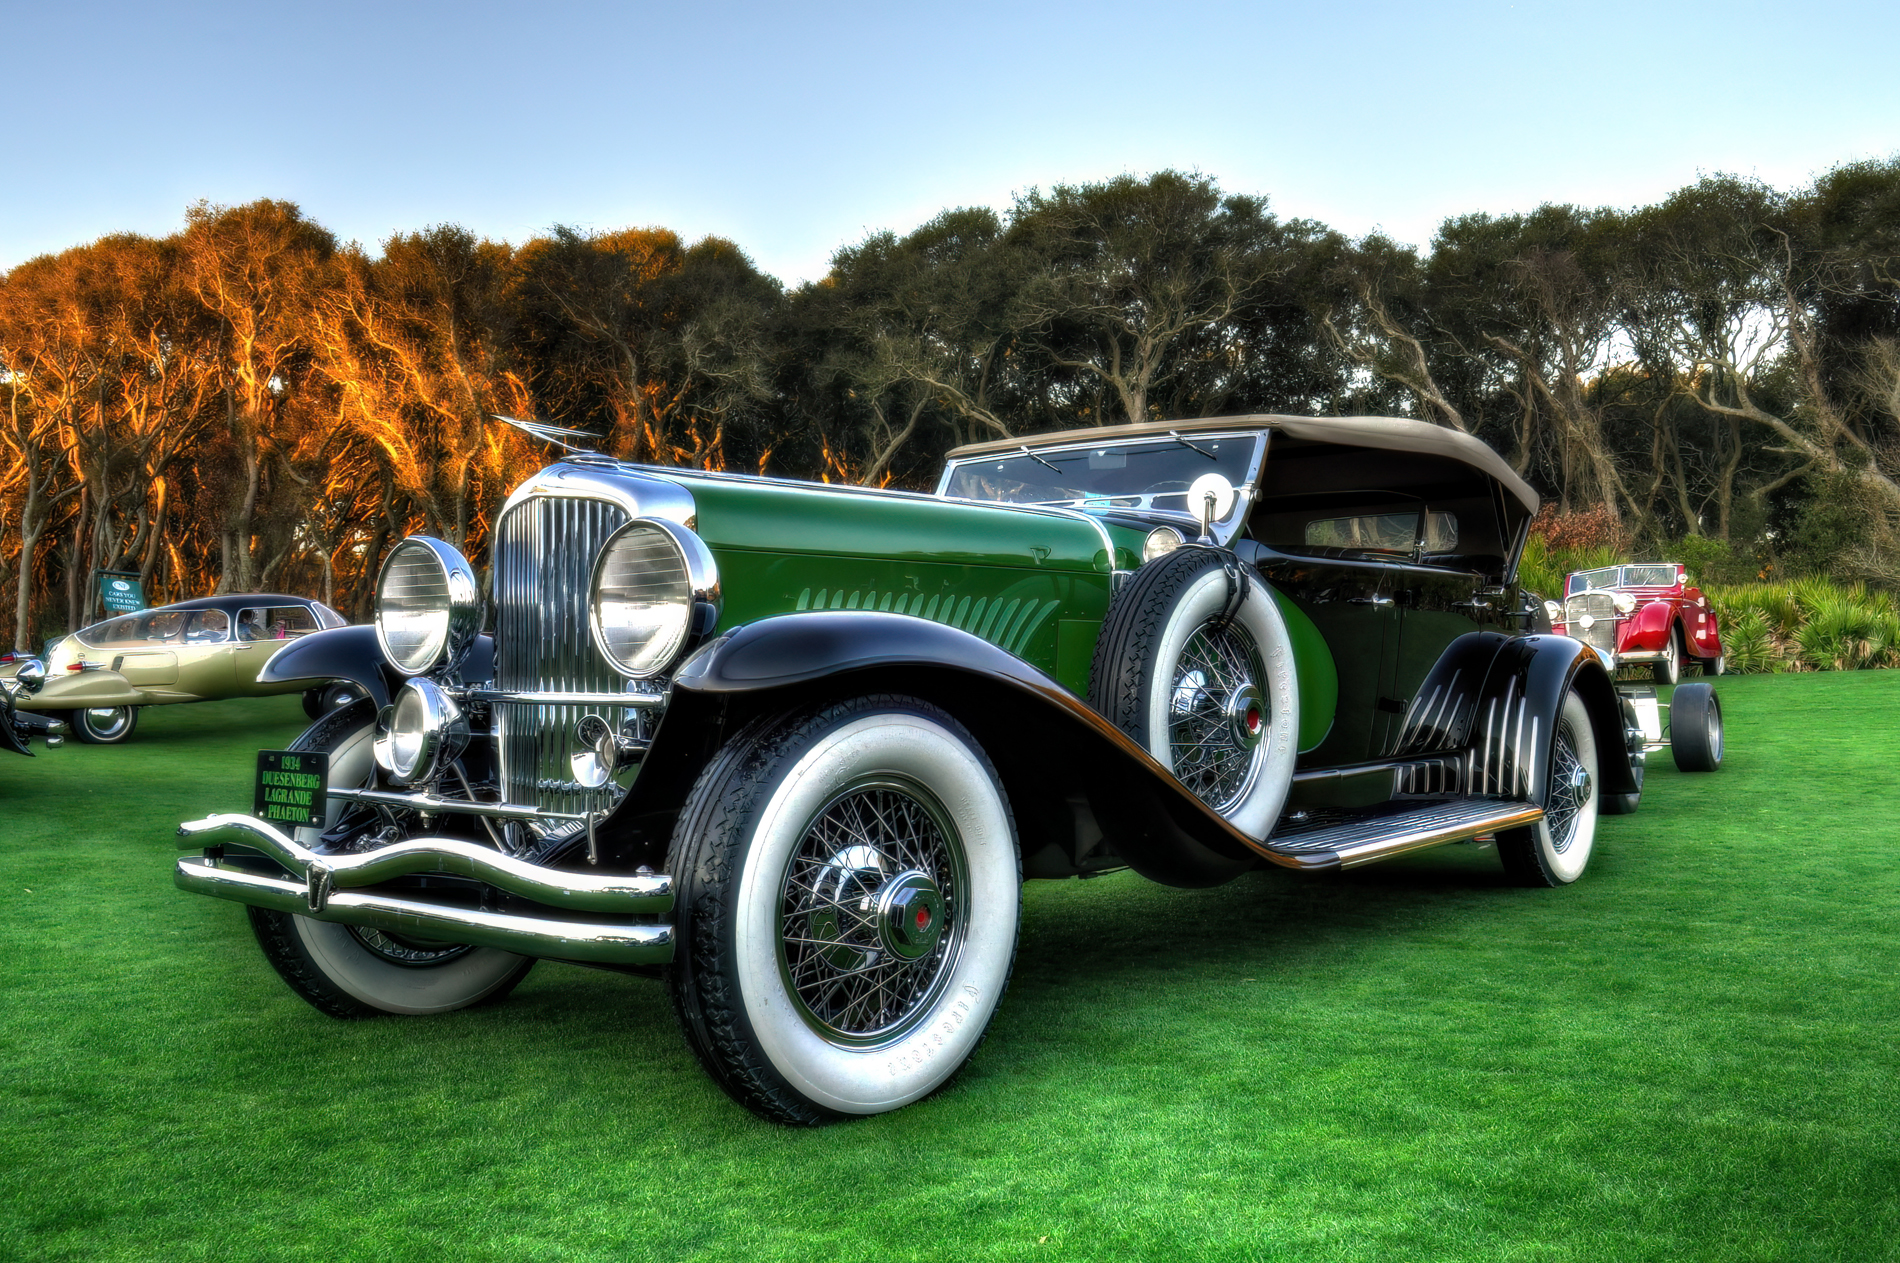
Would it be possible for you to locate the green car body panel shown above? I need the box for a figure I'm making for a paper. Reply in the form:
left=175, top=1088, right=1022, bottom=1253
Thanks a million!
left=681, top=476, right=1339, bottom=735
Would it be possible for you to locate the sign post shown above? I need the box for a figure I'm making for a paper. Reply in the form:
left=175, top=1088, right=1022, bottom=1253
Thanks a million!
left=96, top=570, right=146, bottom=616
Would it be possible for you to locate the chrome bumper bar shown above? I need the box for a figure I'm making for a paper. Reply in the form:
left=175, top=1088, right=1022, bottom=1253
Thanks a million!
left=174, top=814, right=673, bottom=965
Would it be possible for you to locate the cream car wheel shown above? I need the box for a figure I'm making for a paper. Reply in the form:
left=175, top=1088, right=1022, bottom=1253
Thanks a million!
left=71, top=705, right=138, bottom=744
left=668, top=695, right=1019, bottom=1124
left=248, top=700, right=533, bottom=1018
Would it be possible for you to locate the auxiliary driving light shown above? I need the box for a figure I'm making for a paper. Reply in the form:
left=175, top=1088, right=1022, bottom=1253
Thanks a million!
left=374, top=677, right=469, bottom=786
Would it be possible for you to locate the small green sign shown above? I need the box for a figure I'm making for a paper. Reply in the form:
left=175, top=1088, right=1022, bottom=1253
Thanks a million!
left=254, top=750, right=330, bottom=828
left=97, top=570, right=146, bottom=616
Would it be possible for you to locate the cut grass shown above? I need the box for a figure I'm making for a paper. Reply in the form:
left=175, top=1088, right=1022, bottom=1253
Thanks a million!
left=2, top=676, right=1896, bottom=1262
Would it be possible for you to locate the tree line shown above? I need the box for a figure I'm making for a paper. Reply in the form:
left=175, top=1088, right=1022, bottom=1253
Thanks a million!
left=4, top=165, right=1899, bottom=650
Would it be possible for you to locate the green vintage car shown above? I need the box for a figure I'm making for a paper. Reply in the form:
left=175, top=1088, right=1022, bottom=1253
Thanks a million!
left=175, top=414, right=1653, bottom=1123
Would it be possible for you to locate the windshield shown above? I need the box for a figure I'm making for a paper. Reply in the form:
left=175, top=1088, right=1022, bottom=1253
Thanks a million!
left=1622, top=564, right=1678, bottom=586
left=1567, top=566, right=1621, bottom=595
left=940, top=434, right=1259, bottom=518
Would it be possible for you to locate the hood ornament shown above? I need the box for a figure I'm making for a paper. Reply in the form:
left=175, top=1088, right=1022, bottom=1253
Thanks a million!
left=492, top=414, right=600, bottom=454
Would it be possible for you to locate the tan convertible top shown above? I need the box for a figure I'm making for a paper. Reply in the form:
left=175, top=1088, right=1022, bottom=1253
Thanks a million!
left=944, top=414, right=1539, bottom=516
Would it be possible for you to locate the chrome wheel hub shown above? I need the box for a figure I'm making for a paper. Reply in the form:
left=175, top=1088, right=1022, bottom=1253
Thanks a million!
left=876, top=870, right=946, bottom=962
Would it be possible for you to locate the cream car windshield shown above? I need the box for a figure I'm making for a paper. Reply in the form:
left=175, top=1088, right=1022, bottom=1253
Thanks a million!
left=942, top=435, right=1256, bottom=513
left=77, top=608, right=224, bottom=648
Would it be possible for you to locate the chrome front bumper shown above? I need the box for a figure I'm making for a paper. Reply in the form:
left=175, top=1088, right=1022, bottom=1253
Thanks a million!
left=175, top=814, right=673, bottom=965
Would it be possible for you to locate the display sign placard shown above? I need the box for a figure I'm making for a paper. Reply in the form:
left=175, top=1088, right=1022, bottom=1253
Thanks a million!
left=254, top=751, right=330, bottom=828
left=97, top=570, right=146, bottom=615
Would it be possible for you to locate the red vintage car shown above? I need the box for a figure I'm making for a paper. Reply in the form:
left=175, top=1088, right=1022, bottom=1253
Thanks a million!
left=1550, top=563, right=1724, bottom=683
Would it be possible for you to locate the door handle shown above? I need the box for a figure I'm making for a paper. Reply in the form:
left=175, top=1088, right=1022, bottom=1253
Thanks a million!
left=1350, top=596, right=1394, bottom=608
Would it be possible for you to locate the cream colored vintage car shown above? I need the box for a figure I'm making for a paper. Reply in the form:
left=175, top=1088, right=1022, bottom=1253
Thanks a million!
left=6, top=594, right=352, bottom=743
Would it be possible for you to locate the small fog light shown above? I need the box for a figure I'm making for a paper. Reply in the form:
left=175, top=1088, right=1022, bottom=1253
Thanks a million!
left=373, top=678, right=468, bottom=786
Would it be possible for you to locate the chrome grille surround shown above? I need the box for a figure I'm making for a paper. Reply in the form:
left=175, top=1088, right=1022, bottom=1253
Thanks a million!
left=1563, top=592, right=1618, bottom=661
left=491, top=467, right=697, bottom=823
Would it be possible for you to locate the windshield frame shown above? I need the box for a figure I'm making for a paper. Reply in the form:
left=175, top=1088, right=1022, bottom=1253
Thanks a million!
left=935, top=429, right=1268, bottom=545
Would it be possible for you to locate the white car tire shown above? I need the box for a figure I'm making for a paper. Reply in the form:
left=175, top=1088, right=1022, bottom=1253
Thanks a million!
left=668, top=695, right=1020, bottom=1124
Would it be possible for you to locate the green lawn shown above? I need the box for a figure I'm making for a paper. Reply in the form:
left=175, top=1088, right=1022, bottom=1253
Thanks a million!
left=3, top=675, right=1896, bottom=1262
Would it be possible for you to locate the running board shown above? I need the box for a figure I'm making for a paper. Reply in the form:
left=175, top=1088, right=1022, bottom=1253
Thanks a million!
left=1265, top=798, right=1543, bottom=870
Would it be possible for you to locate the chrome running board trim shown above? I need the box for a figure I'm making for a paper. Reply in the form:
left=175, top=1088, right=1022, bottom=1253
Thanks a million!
left=176, top=814, right=671, bottom=913
left=175, top=857, right=672, bottom=965
left=1266, top=798, right=1544, bottom=869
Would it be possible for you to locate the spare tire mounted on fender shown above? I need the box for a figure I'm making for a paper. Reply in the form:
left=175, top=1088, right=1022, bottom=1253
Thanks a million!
left=1088, top=546, right=1299, bottom=841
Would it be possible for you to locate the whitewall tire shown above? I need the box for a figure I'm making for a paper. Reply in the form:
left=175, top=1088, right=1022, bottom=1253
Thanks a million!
left=668, top=695, right=1020, bottom=1124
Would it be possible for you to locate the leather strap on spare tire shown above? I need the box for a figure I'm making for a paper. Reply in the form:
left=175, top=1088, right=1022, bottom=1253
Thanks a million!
left=1087, top=546, right=1299, bottom=845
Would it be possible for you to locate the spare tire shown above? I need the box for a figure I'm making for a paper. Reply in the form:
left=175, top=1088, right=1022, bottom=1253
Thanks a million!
left=1088, top=547, right=1298, bottom=842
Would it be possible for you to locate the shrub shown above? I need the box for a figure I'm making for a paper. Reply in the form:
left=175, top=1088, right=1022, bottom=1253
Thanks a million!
left=1722, top=608, right=1782, bottom=674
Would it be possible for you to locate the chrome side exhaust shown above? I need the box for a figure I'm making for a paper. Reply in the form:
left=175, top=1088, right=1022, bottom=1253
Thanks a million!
left=174, top=814, right=673, bottom=965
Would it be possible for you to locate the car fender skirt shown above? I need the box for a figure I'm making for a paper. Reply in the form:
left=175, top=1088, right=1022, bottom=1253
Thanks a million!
left=650, top=611, right=1290, bottom=882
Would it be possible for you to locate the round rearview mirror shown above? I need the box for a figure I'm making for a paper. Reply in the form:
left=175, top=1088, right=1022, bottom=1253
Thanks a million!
left=1187, top=472, right=1237, bottom=533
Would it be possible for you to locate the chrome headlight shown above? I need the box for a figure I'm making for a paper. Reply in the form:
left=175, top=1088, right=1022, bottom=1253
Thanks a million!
left=590, top=518, right=719, bottom=678
left=375, top=537, right=482, bottom=675
left=1611, top=592, right=1638, bottom=615
left=1142, top=526, right=1184, bottom=563
left=374, top=677, right=469, bottom=786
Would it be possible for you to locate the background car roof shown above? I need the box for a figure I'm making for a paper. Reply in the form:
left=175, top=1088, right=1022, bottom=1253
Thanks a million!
left=944, top=414, right=1540, bottom=516
left=101, top=594, right=322, bottom=618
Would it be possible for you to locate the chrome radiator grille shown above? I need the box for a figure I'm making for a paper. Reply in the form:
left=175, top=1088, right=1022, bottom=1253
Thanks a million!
left=493, top=495, right=634, bottom=819
left=1563, top=593, right=1618, bottom=660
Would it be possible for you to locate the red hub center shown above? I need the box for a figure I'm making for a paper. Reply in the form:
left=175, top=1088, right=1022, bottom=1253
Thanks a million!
left=1245, top=705, right=1262, bottom=734
left=914, top=905, right=931, bottom=931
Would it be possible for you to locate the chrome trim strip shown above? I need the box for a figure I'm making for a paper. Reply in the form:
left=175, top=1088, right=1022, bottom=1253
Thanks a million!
left=326, top=787, right=588, bottom=822
left=177, top=814, right=670, bottom=912
left=174, top=857, right=672, bottom=965
left=466, top=689, right=666, bottom=708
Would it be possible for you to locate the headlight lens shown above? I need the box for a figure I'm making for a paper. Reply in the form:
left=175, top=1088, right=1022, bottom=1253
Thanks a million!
left=375, top=537, right=482, bottom=675
left=1611, top=592, right=1638, bottom=615
left=1142, top=526, right=1184, bottom=563
left=375, top=678, right=468, bottom=785
left=590, top=519, right=718, bottom=677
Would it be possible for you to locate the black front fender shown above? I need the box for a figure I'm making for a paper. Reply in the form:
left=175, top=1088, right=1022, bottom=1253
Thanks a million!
left=620, top=611, right=1282, bottom=885
left=259, top=626, right=390, bottom=709
left=258, top=628, right=498, bottom=711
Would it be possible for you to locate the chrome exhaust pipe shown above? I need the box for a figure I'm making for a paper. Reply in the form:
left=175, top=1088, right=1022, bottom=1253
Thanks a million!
left=174, top=813, right=673, bottom=965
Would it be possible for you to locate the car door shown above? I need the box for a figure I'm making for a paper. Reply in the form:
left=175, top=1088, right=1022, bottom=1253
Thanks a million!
left=174, top=610, right=238, bottom=698
left=1255, top=550, right=1399, bottom=768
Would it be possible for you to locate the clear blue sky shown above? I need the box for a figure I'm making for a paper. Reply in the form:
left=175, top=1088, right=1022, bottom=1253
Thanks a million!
left=6, top=0, right=1896, bottom=286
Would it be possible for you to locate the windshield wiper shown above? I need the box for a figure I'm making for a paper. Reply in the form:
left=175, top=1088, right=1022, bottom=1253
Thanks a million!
left=1168, top=430, right=1218, bottom=460
left=1017, top=445, right=1063, bottom=474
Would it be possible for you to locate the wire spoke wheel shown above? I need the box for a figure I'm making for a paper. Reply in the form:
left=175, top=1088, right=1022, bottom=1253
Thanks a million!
left=777, top=779, right=968, bottom=1047
left=1544, top=716, right=1587, bottom=853
left=1166, top=622, right=1267, bottom=812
